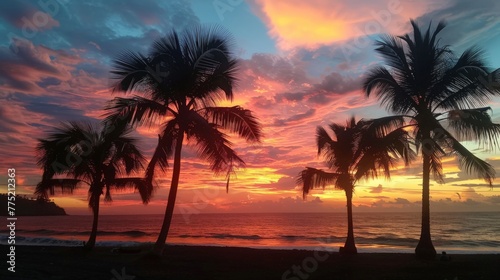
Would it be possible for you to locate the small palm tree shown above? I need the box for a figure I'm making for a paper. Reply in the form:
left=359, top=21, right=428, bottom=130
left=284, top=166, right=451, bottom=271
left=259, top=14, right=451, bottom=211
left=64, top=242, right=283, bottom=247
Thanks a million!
left=298, top=117, right=413, bottom=255
left=363, top=20, right=500, bottom=259
left=105, top=26, right=262, bottom=255
left=35, top=121, right=150, bottom=250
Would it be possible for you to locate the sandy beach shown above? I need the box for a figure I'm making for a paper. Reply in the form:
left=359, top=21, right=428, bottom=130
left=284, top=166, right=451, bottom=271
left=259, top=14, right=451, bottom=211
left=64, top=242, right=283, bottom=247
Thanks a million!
left=1, top=245, right=499, bottom=280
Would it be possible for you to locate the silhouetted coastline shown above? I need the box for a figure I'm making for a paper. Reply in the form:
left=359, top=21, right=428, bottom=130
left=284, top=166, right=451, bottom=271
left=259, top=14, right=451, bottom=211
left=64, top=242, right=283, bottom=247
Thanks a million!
left=0, top=194, right=66, bottom=216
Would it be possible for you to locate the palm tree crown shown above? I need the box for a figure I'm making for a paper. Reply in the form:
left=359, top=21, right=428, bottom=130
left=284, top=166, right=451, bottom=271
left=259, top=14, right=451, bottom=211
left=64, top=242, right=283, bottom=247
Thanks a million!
left=299, top=116, right=413, bottom=254
left=105, top=25, right=262, bottom=255
left=363, top=19, right=500, bottom=258
left=105, top=26, right=261, bottom=183
left=36, top=121, right=149, bottom=249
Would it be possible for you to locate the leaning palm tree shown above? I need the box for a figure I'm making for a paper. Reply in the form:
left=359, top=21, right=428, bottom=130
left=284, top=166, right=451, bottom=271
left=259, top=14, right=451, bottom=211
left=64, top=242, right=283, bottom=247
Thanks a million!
left=363, top=20, right=500, bottom=259
left=298, top=117, right=413, bottom=255
left=35, top=121, right=150, bottom=250
left=105, top=26, right=262, bottom=255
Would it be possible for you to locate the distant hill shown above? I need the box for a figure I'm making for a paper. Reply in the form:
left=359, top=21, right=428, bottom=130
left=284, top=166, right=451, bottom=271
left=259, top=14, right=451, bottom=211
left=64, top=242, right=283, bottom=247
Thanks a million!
left=0, top=194, right=67, bottom=216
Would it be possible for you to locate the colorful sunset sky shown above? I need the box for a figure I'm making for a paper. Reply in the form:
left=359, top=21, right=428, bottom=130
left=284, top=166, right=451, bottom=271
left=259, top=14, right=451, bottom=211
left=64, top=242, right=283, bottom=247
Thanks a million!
left=1, top=0, right=500, bottom=215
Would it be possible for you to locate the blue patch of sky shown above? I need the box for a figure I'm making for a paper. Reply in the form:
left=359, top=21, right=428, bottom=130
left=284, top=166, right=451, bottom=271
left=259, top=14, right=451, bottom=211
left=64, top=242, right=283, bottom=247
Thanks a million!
left=190, top=0, right=277, bottom=58
left=483, top=36, right=500, bottom=68
left=24, top=96, right=94, bottom=122
left=104, top=15, right=144, bottom=38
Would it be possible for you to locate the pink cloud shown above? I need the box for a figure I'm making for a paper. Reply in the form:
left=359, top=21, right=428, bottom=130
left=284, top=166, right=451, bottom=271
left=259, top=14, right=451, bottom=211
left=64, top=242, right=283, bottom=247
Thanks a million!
left=0, top=38, right=88, bottom=95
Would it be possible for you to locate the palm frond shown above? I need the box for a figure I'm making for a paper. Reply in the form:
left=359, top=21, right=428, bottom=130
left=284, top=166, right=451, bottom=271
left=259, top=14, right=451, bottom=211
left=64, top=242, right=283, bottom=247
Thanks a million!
left=444, top=131, right=495, bottom=185
left=111, top=133, right=146, bottom=175
left=185, top=110, right=244, bottom=176
left=192, top=56, right=239, bottom=103
left=319, top=124, right=353, bottom=170
left=45, top=122, right=98, bottom=147
left=35, top=122, right=98, bottom=178
left=381, top=128, right=415, bottom=163
left=447, top=107, right=500, bottom=146
left=103, top=96, right=168, bottom=127
left=150, top=30, right=182, bottom=59
left=363, top=66, right=417, bottom=114
left=438, top=78, right=490, bottom=110
left=297, top=167, right=340, bottom=199
left=35, top=179, right=82, bottom=199
left=355, top=126, right=414, bottom=180
left=103, top=185, right=112, bottom=202
left=433, top=48, right=493, bottom=110
left=110, top=178, right=152, bottom=204
left=162, top=25, right=239, bottom=103
left=373, top=35, right=413, bottom=84
left=36, top=139, right=65, bottom=178
left=429, top=151, right=444, bottom=183
left=316, top=126, right=335, bottom=155
left=355, top=150, right=393, bottom=181
left=182, top=25, right=233, bottom=64
left=203, top=106, right=262, bottom=143
left=110, top=51, right=152, bottom=93
left=360, top=115, right=406, bottom=138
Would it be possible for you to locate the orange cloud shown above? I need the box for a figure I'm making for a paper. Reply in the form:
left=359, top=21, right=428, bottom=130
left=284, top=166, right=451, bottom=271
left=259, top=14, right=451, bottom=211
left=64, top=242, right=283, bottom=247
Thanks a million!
left=252, top=0, right=435, bottom=50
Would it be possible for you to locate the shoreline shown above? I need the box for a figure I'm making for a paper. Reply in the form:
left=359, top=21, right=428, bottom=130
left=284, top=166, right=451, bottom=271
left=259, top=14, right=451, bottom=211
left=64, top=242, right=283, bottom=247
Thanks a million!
left=3, top=238, right=500, bottom=255
left=4, top=235, right=500, bottom=255
left=1, top=244, right=499, bottom=279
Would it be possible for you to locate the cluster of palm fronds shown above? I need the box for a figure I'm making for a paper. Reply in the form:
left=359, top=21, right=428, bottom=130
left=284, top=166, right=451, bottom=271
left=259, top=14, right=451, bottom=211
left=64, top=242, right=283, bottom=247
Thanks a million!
left=298, top=20, right=500, bottom=258
left=36, top=26, right=261, bottom=252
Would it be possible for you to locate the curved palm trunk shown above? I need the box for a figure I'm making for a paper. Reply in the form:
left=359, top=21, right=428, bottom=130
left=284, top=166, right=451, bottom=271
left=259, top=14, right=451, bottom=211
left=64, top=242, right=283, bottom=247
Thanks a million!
left=415, top=142, right=437, bottom=259
left=341, top=188, right=357, bottom=255
left=85, top=195, right=100, bottom=250
left=153, top=132, right=184, bottom=255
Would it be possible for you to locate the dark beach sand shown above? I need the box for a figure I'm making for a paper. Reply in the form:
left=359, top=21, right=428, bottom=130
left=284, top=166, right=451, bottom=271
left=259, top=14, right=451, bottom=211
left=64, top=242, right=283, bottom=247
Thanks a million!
left=1, top=245, right=499, bottom=280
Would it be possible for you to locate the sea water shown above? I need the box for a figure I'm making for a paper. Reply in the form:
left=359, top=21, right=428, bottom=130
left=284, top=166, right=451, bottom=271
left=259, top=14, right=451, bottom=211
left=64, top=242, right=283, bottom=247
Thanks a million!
left=1, top=212, right=499, bottom=253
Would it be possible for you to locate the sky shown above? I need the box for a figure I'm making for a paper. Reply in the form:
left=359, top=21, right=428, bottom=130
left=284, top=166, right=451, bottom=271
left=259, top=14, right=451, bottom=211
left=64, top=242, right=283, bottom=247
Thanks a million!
left=1, top=0, right=500, bottom=215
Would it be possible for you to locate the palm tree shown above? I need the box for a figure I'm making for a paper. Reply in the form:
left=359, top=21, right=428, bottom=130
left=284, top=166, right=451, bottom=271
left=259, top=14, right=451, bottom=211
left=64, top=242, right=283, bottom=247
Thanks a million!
left=298, top=117, right=413, bottom=255
left=363, top=20, right=500, bottom=259
left=105, top=26, right=262, bottom=255
left=35, top=121, right=150, bottom=250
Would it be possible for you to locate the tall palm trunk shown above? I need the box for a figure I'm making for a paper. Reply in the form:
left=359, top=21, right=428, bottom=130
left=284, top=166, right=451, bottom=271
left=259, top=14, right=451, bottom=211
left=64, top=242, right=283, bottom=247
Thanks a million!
left=342, top=188, right=357, bottom=255
left=153, top=131, right=184, bottom=255
left=415, top=132, right=437, bottom=259
left=85, top=195, right=100, bottom=250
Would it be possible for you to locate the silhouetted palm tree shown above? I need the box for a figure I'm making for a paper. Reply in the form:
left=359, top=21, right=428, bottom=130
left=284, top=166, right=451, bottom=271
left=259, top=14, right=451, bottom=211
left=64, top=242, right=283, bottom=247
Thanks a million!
left=105, top=26, right=262, bottom=255
left=35, top=121, right=150, bottom=250
left=298, top=117, right=413, bottom=255
left=363, top=20, right=500, bottom=259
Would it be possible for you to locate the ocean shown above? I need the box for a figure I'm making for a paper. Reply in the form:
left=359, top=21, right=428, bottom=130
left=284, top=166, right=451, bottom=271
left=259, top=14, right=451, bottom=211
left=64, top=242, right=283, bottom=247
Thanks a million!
left=2, top=212, right=499, bottom=253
